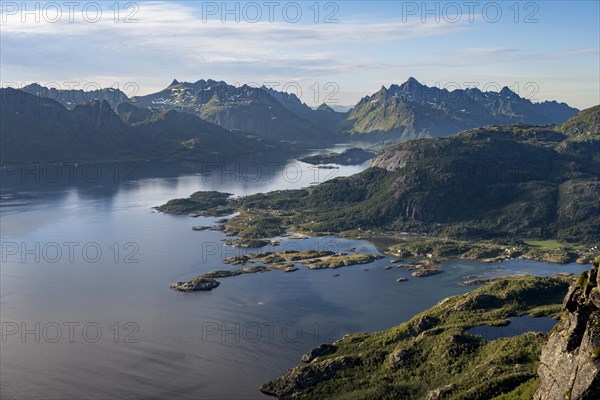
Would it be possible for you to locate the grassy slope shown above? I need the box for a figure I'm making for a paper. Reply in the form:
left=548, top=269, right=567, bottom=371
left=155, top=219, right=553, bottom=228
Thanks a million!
left=261, top=276, right=572, bottom=400
left=560, top=105, right=600, bottom=140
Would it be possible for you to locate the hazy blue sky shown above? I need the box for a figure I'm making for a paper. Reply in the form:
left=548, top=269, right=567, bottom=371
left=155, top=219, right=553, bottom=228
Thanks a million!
left=1, top=1, right=598, bottom=108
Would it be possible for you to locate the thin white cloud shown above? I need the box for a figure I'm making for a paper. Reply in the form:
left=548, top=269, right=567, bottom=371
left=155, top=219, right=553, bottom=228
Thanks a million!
left=0, top=1, right=467, bottom=69
left=1, top=1, right=597, bottom=108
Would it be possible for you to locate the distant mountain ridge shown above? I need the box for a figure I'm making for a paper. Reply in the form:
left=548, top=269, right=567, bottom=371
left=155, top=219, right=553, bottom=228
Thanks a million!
left=0, top=88, right=279, bottom=163
left=341, top=77, right=579, bottom=141
left=4, top=77, right=585, bottom=160
left=21, top=83, right=130, bottom=110
left=131, top=79, right=335, bottom=143
left=13, top=78, right=581, bottom=145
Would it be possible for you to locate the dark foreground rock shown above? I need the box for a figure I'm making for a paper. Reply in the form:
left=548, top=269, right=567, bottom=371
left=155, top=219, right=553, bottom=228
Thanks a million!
left=534, top=257, right=600, bottom=400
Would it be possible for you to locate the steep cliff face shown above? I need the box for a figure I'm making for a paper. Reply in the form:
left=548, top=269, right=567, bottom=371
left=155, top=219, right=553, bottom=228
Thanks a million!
left=535, top=257, right=600, bottom=400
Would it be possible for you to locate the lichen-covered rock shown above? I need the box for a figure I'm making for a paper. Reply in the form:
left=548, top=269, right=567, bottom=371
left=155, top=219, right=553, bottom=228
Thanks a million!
left=534, top=257, right=600, bottom=400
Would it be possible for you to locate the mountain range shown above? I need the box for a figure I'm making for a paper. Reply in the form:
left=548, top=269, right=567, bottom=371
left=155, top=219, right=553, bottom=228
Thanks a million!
left=126, top=77, right=581, bottom=142
left=22, top=83, right=130, bottom=110
left=2, top=78, right=583, bottom=163
left=130, top=79, right=334, bottom=143
left=341, top=77, right=579, bottom=141
left=0, top=88, right=279, bottom=163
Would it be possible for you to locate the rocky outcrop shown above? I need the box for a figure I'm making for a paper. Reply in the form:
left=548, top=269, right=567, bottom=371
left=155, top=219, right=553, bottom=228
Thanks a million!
left=411, top=268, right=443, bottom=277
left=260, top=355, right=362, bottom=399
left=171, top=266, right=269, bottom=291
left=169, top=277, right=220, bottom=292
left=300, top=344, right=337, bottom=363
left=425, top=384, right=455, bottom=400
left=370, top=140, right=444, bottom=171
left=534, top=257, right=600, bottom=400
left=388, top=348, right=412, bottom=366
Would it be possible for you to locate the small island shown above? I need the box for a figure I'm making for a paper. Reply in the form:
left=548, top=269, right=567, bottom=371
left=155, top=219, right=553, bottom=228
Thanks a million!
left=299, top=148, right=376, bottom=165
left=411, top=268, right=443, bottom=277
left=170, top=277, right=220, bottom=292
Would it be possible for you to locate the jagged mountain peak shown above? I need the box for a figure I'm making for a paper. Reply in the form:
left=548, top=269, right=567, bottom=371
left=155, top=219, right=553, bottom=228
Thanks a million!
left=169, top=79, right=180, bottom=87
left=400, top=77, right=423, bottom=90
left=499, top=86, right=519, bottom=97
left=371, top=78, right=426, bottom=101
left=316, top=103, right=335, bottom=112
left=22, top=82, right=45, bottom=91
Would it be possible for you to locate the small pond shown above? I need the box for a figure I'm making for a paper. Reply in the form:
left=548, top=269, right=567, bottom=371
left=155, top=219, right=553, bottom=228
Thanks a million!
left=467, top=316, right=558, bottom=340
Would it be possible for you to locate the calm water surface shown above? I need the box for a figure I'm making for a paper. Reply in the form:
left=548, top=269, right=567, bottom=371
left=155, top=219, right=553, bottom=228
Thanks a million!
left=0, top=153, right=589, bottom=399
left=468, top=316, right=559, bottom=340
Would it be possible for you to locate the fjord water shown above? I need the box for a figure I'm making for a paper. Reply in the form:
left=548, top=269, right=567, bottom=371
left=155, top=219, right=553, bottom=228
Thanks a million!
left=0, top=153, right=589, bottom=399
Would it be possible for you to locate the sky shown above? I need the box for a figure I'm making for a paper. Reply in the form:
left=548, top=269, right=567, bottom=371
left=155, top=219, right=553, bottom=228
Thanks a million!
left=1, top=0, right=599, bottom=109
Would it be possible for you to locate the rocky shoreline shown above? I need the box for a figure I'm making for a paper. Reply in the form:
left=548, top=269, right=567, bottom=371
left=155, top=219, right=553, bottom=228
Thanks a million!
left=383, top=238, right=597, bottom=266
left=170, top=250, right=385, bottom=292
left=155, top=190, right=597, bottom=267
left=157, top=197, right=597, bottom=295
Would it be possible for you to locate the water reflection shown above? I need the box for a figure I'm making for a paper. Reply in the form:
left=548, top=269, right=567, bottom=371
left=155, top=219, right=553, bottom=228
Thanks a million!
left=0, top=150, right=590, bottom=400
